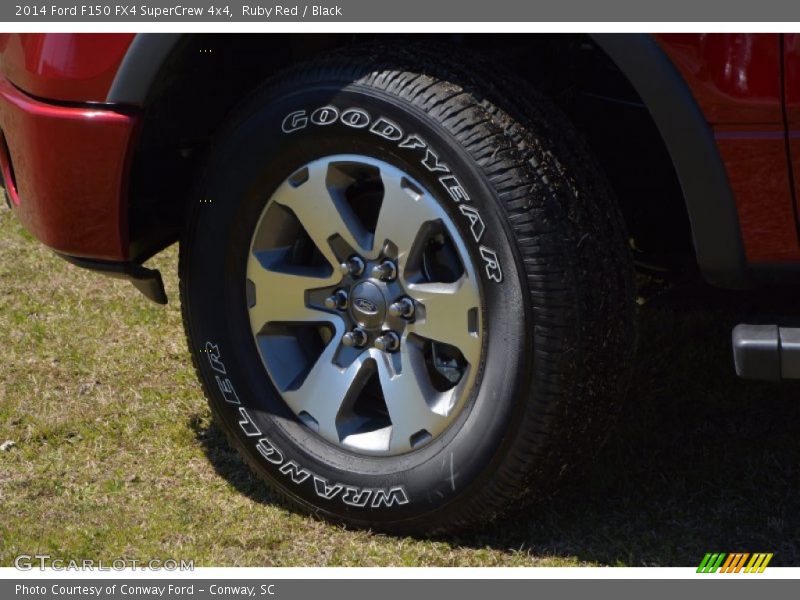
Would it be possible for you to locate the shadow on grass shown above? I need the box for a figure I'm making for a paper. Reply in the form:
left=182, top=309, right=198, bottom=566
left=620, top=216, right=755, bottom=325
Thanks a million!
left=188, top=414, right=283, bottom=507
left=192, top=281, right=800, bottom=566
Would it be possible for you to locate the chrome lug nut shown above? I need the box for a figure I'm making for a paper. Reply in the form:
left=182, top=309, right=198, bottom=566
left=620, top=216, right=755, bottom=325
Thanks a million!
left=339, top=256, right=365, bottom=277
left=371, top=260, right=398, bottom=282
left=374, top=331, right=401, bottom=353
left=342, top=328, right=368, bottom=348
left=324, top=289, right=349, bottom=310
left=388, top=297, right=415, bottom=319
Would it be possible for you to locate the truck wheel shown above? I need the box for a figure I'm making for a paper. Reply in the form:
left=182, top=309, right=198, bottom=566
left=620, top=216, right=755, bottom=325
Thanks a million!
left=179, top=49, right=634, bottom=534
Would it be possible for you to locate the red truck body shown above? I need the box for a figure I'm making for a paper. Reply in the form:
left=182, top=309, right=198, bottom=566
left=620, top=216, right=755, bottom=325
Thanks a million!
left=0, top=33, right=137, bottom=259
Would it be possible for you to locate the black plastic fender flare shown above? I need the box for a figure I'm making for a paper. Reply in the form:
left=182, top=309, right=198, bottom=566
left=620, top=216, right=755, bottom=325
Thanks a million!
left=591, top=34, right=748, bottom=289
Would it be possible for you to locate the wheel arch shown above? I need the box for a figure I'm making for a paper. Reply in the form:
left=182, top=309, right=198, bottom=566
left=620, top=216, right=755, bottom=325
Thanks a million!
left=116, top=33, right=748, bottom=288
left=107, top=33, right=183, bottom=105
left=590, top=34, right=748, bottom=288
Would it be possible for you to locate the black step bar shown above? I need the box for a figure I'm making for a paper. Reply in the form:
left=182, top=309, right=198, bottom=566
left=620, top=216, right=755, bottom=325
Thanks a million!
left=732, top=324, right=800, bottom=381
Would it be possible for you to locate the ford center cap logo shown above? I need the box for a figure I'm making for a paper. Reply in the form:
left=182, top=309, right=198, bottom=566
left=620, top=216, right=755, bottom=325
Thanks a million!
left=353, top=297, right=378, bottom=314
left=349, top=281, right=386, bottom=328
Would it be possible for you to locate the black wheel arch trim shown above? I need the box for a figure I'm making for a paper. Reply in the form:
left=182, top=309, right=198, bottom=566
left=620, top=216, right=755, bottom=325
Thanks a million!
left=106, top=33, right=183, bottom=105
left=591, top=33, right=749, bottom=289
left=110, top=33, right=751, bottom=289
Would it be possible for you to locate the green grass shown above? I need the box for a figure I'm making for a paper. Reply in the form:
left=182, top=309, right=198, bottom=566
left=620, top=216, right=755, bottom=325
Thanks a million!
left=0, top=196, right=798, bottom=567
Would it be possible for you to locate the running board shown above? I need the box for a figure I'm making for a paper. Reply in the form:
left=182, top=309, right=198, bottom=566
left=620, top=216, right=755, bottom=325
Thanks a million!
left=732, top=324, right=800, bottom=381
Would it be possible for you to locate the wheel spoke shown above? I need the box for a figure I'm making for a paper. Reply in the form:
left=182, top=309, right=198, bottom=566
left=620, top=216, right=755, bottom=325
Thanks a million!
left=272, top=160, right=370, bottom=265
left=377, top=347, right=448, bottom=453
left=247, top=252, right=336, bottom=333
left=373, top=170, right=441, bottom=269
left=283, top=339, right=368, bottom=444
left=406, top=277, right=481, bottom=365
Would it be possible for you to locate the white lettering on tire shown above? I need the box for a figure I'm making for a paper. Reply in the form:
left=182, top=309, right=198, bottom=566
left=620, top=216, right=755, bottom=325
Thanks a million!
left=459, top=205, right=486, bottom=243
left=207, top=342, right=410, bottom=508
left=281, top=110, right=308, bottom=133
left=340, top=108, right=371, bottom=129
left=310, top=106, right=340, bottom=126
left=479, top=246, right=503, bottom=283
left=370, top=117, right=403, bottom=141
left=280, top=105, right=504, bottom=285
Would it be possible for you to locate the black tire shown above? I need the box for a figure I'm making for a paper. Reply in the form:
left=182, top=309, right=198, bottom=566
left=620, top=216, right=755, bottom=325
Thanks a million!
left=179, top=46, right=635, bottom=534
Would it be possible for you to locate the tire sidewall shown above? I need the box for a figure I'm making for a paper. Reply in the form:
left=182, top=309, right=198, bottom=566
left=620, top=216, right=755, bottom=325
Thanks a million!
left=184, top=82, right=530, bottom=527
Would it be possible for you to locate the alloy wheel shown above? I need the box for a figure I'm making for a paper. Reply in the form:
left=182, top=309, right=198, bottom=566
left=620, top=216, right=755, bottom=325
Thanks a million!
left=246, top=155, right=483, bottom=455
